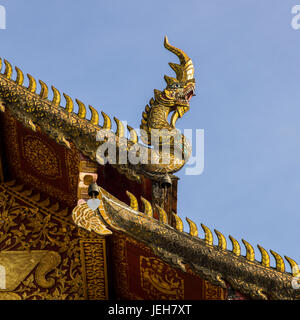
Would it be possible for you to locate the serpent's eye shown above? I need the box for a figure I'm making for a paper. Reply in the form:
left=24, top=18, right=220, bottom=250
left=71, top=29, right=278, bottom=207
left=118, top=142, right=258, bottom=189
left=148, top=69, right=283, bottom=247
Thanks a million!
left=171, top=83, right=180, bottom=89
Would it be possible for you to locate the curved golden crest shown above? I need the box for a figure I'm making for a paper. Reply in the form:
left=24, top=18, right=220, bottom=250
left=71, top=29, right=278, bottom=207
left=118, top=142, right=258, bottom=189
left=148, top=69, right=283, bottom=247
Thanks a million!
left=63, top=93, right=74, bottom=113
left=201, top=223, right=213, bottom=246
left=186, top=217, right=198, bottom=237
left=126, top=191, right=139, bottom=211
left=285, top=256, right=300, bottom=276
left=27, top=74, right=37, bottom=93
left=242, top=239, right=255, bottom=262
left=114, top=117, right=124, bottom=137
left=257, top=245, right=270, bottom=267
left=15, top=67, right=24, bottom=85
left=89, top=105, right=99, bottom=125
left=51, top=86, right=61, bottom=107
left=39, top=80, right=48, bottom=99
left=141, top=197, right=153, bottom=218
left=229, top=235, right=241, bottom=256
left=270, top=250, right=285, bottom=272
left=127, top=125, right=138, bottom=144
left=173, top=213, right=183, bottom=232
left=101, top=111, right=111, bottom=129
left=156, top=206, right=168, bottom=224
left=4, top=59, right=12, bottom=79
left=214, top=229, right=227, bottom=250
left=76, top=99, right=86, bottom=118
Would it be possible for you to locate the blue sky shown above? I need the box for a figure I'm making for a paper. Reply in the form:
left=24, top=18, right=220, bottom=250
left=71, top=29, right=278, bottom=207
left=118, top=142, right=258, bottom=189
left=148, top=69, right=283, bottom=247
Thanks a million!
left=1, top=0, right=300, bottom=267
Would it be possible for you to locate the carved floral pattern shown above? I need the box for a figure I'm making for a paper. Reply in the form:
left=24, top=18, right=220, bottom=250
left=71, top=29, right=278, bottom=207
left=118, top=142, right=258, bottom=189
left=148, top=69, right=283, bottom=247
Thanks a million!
left=1, top=112, right=80, bottom=207
left=0, top=184, right=84, bottom=300
left=140, top=256, right=184, bottom=299
left=22, top=135, right=62, bottom=179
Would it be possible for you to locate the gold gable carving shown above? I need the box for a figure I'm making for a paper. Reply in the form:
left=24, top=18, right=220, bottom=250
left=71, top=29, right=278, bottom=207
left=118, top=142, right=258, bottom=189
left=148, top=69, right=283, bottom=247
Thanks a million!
left=140, top=256, right=184, bottom=299
left=0, top=183, right=109, bottom=300
left=0, top=250, right=60, bottom=292
left=2, top=112, right=80, bottom=206
left=21, top=135, right=62, bottom=179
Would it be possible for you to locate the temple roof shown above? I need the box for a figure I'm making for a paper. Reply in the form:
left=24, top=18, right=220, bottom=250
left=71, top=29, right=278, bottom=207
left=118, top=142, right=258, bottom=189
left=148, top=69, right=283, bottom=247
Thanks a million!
left=0, top=55, right=299, bottom=300
left=72, top=187, right=300, bottom=300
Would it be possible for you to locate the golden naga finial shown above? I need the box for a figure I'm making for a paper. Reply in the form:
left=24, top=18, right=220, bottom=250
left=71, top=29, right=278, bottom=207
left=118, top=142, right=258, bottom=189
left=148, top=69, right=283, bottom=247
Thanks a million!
left=164, top=35, right=195, bottom=82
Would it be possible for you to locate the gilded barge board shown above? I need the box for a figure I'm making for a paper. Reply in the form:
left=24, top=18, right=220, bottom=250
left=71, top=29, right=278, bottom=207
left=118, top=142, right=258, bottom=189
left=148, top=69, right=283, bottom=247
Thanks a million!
left=100, top=194, right=300, bottom=300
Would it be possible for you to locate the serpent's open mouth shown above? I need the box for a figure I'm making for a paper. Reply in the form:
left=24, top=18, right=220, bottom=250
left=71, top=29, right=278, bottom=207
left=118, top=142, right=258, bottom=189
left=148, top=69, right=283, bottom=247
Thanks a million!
left=178, top=84, right=195, bottom=104
left=185, top=86, right=194, bottom=101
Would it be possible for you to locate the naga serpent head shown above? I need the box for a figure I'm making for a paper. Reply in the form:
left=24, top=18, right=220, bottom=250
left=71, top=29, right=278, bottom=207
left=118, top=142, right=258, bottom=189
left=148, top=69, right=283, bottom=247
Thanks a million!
left=154, top=36, right=195, bottom=127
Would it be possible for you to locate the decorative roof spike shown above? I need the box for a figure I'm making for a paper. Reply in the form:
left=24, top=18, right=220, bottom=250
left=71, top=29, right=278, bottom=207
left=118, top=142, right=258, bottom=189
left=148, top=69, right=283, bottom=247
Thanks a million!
left=101, top=111, right=111, bottom=130
left=27, top=74, right=37, bottom=93
left=242, top=239, right=255, bottom=261
left=88, top=105, right=99, bottom=125
left=186, top=217, right=198, bottom=237
left=114, top=117, right=124, bottom=137
left=15, top=67, right=24, bottom=85
left=173, top=213, right=183, bottom=232
left=257, top=245, right=270, bottom=267
left=63, top=93, right=74, bottom=113
left=229, top=235, right=241, bottom=256
left=0, top=58, right=2, bottom=72
left=4, top=59, right=12, bottom=79
left=75, top=99, right=86, bottom=119
left=127, top=125, right=138, bottom=144
left=145, top=104, right=151, bottom=112
left=284, top=256, right=299, bottom=276
left=214, top=229, right=227, bottom=250
left=51, top=86, right=61, bottom=107
left=39, top=80, right=48, bottom=99
left=156, top=206, right=168, bottom=224
left=270, top=250, right=285, bottom=272
left=126, top=191, right=139, bottom=211
left=141, top=197, right=153, bottom=218
left=201, top=224, right=213, bottom=246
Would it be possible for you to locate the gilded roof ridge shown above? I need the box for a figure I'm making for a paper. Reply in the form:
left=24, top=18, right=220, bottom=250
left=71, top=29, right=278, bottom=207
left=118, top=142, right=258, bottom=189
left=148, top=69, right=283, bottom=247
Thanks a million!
left=0, top=36, right=196, bottom=179
left=123, top=190, right=299, bottom=277
left=0, top=58, right=137, bottom=138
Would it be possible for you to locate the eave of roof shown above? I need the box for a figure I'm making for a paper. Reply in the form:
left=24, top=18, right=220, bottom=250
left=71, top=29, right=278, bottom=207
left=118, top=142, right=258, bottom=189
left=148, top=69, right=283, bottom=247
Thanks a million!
left=72, top=187, right=300, bottom=300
